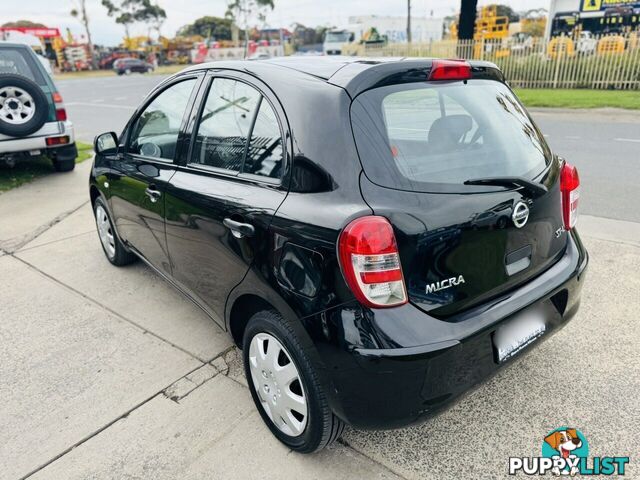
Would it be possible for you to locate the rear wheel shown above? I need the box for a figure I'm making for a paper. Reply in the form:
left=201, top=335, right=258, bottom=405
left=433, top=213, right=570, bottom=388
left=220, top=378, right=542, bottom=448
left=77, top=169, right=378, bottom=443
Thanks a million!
left=53, top=158, right=75, bottom=172
left=243, top=310, right=344, bottom=453
left=94, top=197, right=136, bottom=266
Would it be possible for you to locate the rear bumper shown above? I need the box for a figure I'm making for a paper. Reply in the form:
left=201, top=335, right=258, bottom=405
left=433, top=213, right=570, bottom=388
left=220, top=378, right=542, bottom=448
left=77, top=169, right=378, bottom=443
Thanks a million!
left=315, top=231, right=588, bottom=429
left=0, top=121, right=75, bottom=155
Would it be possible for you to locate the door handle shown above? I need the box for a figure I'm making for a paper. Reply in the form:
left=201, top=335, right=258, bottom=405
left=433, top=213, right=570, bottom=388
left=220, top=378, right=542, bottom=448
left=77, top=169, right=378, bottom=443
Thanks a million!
left=145, top=187, right=162, bottom=203
left=223, top=218, right=255, bottom=239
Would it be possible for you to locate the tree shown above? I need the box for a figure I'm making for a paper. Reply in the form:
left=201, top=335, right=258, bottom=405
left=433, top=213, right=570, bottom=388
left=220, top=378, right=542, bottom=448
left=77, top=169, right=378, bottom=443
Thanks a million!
left=495, top=4, right=520, bottom=23
left=225, top=0, right=274, bottom=56
left=71, top=0, right=97, bottom=68
left=1, top=20, right=46, bottom=28
left=102, top=0, right=160, bottom=40
left=177, top=16, right=233, bottom=40
left=136, top=0, right=167, bottom=39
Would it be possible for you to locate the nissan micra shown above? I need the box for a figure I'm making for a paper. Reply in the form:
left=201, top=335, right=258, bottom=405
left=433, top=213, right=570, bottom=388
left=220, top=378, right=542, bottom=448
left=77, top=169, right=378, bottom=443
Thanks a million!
left=90, top=57, right=588, bottom=453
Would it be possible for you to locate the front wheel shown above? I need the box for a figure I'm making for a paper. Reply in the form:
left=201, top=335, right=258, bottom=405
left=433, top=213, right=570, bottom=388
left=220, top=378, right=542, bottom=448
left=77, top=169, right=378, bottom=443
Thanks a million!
left=243, top=310, right=344, bottom=453
left=93, top=197, right=136, bottom=266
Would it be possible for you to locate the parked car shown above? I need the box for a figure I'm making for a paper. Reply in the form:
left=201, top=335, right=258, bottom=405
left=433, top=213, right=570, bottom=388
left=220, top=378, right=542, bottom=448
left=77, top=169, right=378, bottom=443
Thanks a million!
left=114, top=57, right=154, bottom=75
left=0, top=42, right=77, bottom=171
left=577, top=31, right=598, bottom=56
left=90, top=57, right=588, bottom=453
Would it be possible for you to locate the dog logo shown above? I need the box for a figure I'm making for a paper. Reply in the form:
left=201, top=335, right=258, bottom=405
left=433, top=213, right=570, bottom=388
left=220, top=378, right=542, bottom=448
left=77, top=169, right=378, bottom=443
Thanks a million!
left=542, top=427, right=589, bottom=476
left=543, top=428, right=587, bottom=476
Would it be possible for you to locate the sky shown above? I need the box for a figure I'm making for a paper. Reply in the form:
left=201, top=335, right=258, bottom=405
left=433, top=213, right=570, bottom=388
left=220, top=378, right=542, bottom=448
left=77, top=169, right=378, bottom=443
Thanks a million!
left=0, top=0, right=551, bottom=46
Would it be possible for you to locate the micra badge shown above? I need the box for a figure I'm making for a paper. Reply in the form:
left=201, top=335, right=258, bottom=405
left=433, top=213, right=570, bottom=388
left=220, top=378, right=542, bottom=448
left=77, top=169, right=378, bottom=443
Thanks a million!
left=426, top=275, right=465, bottom=294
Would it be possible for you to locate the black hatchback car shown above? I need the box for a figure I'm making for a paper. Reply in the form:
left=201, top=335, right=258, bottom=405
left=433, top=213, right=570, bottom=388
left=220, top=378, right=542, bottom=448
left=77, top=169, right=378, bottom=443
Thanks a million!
left=90, top=57, right=588, bottom=453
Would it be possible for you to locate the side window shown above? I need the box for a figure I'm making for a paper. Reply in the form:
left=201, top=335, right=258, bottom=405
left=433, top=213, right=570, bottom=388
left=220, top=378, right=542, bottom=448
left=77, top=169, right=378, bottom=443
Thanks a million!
left=191, top=78, right=261, bottom=171
left=191, top=77, right=284, bottom=179
left=128, top=78, right=196, bottom=161
left=242, top=98, right=284, bottom=179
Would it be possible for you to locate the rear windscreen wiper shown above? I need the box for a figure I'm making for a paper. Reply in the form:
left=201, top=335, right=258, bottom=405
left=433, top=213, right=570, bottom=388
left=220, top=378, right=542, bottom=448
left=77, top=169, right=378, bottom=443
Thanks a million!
left=463, top=176, right=548, bottom=198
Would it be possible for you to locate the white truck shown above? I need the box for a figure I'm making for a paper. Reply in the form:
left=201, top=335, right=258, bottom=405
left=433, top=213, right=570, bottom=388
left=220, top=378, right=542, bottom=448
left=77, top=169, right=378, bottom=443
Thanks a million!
left=322, top=28, right=359, bottom=55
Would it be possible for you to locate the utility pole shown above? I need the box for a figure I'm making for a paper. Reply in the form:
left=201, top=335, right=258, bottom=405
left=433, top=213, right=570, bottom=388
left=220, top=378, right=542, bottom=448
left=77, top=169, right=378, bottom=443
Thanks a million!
left=407, top=0, right=412, bottom=43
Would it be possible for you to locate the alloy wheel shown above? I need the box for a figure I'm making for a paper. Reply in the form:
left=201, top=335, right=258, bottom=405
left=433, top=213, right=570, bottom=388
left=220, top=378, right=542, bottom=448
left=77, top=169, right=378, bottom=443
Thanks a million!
left=95, top=205, right=116, bottom=259
left=248, top=332, right=308, bottom=437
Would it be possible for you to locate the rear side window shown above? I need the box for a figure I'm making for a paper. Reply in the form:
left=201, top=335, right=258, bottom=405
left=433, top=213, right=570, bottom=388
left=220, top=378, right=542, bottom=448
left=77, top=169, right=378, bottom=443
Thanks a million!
left=351, top=80, right=551, bottom=193
left=191, top=77, right=284, bottom=179
left=243, top=98, right=284, bottom=179
left=0, top=47, right=46, bottom=86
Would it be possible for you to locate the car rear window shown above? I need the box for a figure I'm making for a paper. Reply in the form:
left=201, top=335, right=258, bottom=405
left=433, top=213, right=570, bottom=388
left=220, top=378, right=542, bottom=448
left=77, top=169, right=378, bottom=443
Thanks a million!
left=0, top=47, right=46, bottom=86
left=351, top=80, right=551, bottom=193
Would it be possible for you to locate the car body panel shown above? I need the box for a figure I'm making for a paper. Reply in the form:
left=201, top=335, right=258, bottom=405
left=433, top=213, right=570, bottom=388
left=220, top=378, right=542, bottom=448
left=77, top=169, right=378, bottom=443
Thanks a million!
left=165, top=169, right=288, bottom=326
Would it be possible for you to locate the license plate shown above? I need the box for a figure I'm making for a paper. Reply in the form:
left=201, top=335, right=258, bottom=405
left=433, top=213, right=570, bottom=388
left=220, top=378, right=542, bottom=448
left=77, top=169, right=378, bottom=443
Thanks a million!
left=494, top=309, right=546, bottom=363
left=29, top=150, right=41, bottom=156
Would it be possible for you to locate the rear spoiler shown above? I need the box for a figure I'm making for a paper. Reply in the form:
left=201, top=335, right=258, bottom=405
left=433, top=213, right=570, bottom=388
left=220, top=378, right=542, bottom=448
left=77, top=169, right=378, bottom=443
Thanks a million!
left=328, top=59, right=506, bottom=98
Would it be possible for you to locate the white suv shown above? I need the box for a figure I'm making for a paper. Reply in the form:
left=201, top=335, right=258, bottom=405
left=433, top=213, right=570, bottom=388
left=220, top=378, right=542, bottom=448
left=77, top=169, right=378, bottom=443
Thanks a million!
left=0, top=42, right=77, bottom=171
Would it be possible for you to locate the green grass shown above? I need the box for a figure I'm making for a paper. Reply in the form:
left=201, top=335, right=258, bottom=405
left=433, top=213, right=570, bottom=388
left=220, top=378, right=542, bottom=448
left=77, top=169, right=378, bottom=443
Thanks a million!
left=0, top=141, right=93, bottom=194
left=514, top=89, right=640, bottom=110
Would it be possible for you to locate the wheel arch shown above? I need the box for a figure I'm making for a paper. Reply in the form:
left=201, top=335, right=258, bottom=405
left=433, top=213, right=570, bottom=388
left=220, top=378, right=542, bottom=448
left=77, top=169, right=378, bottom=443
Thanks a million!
left=89, top=184, right=101, bottom=207
left=225, top=270, right=316, bottom=353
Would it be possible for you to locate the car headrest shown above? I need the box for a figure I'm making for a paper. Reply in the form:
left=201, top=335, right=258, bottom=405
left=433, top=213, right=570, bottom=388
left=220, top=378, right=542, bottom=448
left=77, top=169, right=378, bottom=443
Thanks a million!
left=428, top=114, right=473, bottom=153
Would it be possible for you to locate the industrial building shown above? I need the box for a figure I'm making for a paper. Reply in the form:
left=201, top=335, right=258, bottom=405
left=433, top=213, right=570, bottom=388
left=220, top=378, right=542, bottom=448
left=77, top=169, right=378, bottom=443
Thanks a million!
left=546, top=0, right=640, bottom=38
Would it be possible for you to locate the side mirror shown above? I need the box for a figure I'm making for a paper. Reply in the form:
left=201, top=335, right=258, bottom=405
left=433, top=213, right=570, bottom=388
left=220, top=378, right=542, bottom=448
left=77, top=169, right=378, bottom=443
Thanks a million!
left=94, top=132, right=118, bottom=155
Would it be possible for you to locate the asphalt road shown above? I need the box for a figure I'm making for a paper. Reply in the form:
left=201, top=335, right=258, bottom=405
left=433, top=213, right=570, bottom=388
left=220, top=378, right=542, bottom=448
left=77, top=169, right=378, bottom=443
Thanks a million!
left=58, top=73, right=640, bottom=225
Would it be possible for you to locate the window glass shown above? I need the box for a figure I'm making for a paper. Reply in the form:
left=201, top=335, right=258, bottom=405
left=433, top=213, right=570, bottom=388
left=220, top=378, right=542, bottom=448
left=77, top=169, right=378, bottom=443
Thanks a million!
left=351, top=80, right=550, bottom=192
left=191, top=78, right=261, bottom=171
left=242, top=98, right=283, bottom=179
left=0, top=47, right=45, bottom=85
left=129, top=78, right=196, bottom=160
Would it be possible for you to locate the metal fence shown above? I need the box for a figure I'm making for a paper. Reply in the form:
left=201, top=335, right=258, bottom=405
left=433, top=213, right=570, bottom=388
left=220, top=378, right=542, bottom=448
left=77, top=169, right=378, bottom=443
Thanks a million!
left=345, top=33, right=640, bottom=90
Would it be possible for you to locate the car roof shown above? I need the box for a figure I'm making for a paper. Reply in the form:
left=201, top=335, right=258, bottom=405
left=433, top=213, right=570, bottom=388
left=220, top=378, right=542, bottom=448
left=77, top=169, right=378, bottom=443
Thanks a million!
left=179, top=56, right=502, bottom=98
left=0, top=41, right=32, bottom=49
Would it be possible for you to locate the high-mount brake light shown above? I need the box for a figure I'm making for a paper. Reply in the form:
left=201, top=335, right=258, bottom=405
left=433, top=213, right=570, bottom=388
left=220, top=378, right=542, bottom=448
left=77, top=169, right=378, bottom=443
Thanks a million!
left=338, top=216, right=408, bottom=308
left=560, top=162, right=580, bottom=230
left=428, top=59, right=472, bottom=81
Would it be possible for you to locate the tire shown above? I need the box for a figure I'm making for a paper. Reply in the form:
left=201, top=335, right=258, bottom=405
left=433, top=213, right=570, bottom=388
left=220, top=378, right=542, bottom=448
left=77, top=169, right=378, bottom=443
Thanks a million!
left=0, top=73, right=48, bottom=137
left=53, top=158, right=75, bottom=172
left=243, top=310, right=344, bottom=453
left=93, top=197, right=136, bottom=266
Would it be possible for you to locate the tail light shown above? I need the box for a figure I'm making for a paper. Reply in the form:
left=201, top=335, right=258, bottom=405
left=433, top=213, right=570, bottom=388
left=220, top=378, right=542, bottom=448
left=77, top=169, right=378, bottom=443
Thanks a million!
left=55, top=108, right=67, bottom=121
left=338, top=216, right=408, bottom=308
left=46, top=135, right=70, bottom=146
left=560, top=162, right=580, bottom=230
left=428, top=59, right=472, bottom=81
left=53, top=92, right=67, bottom=122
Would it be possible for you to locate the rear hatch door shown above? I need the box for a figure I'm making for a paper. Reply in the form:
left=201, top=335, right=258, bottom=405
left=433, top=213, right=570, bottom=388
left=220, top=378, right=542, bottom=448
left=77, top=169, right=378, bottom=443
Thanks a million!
left=351, top=78, right=567, bottom=317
